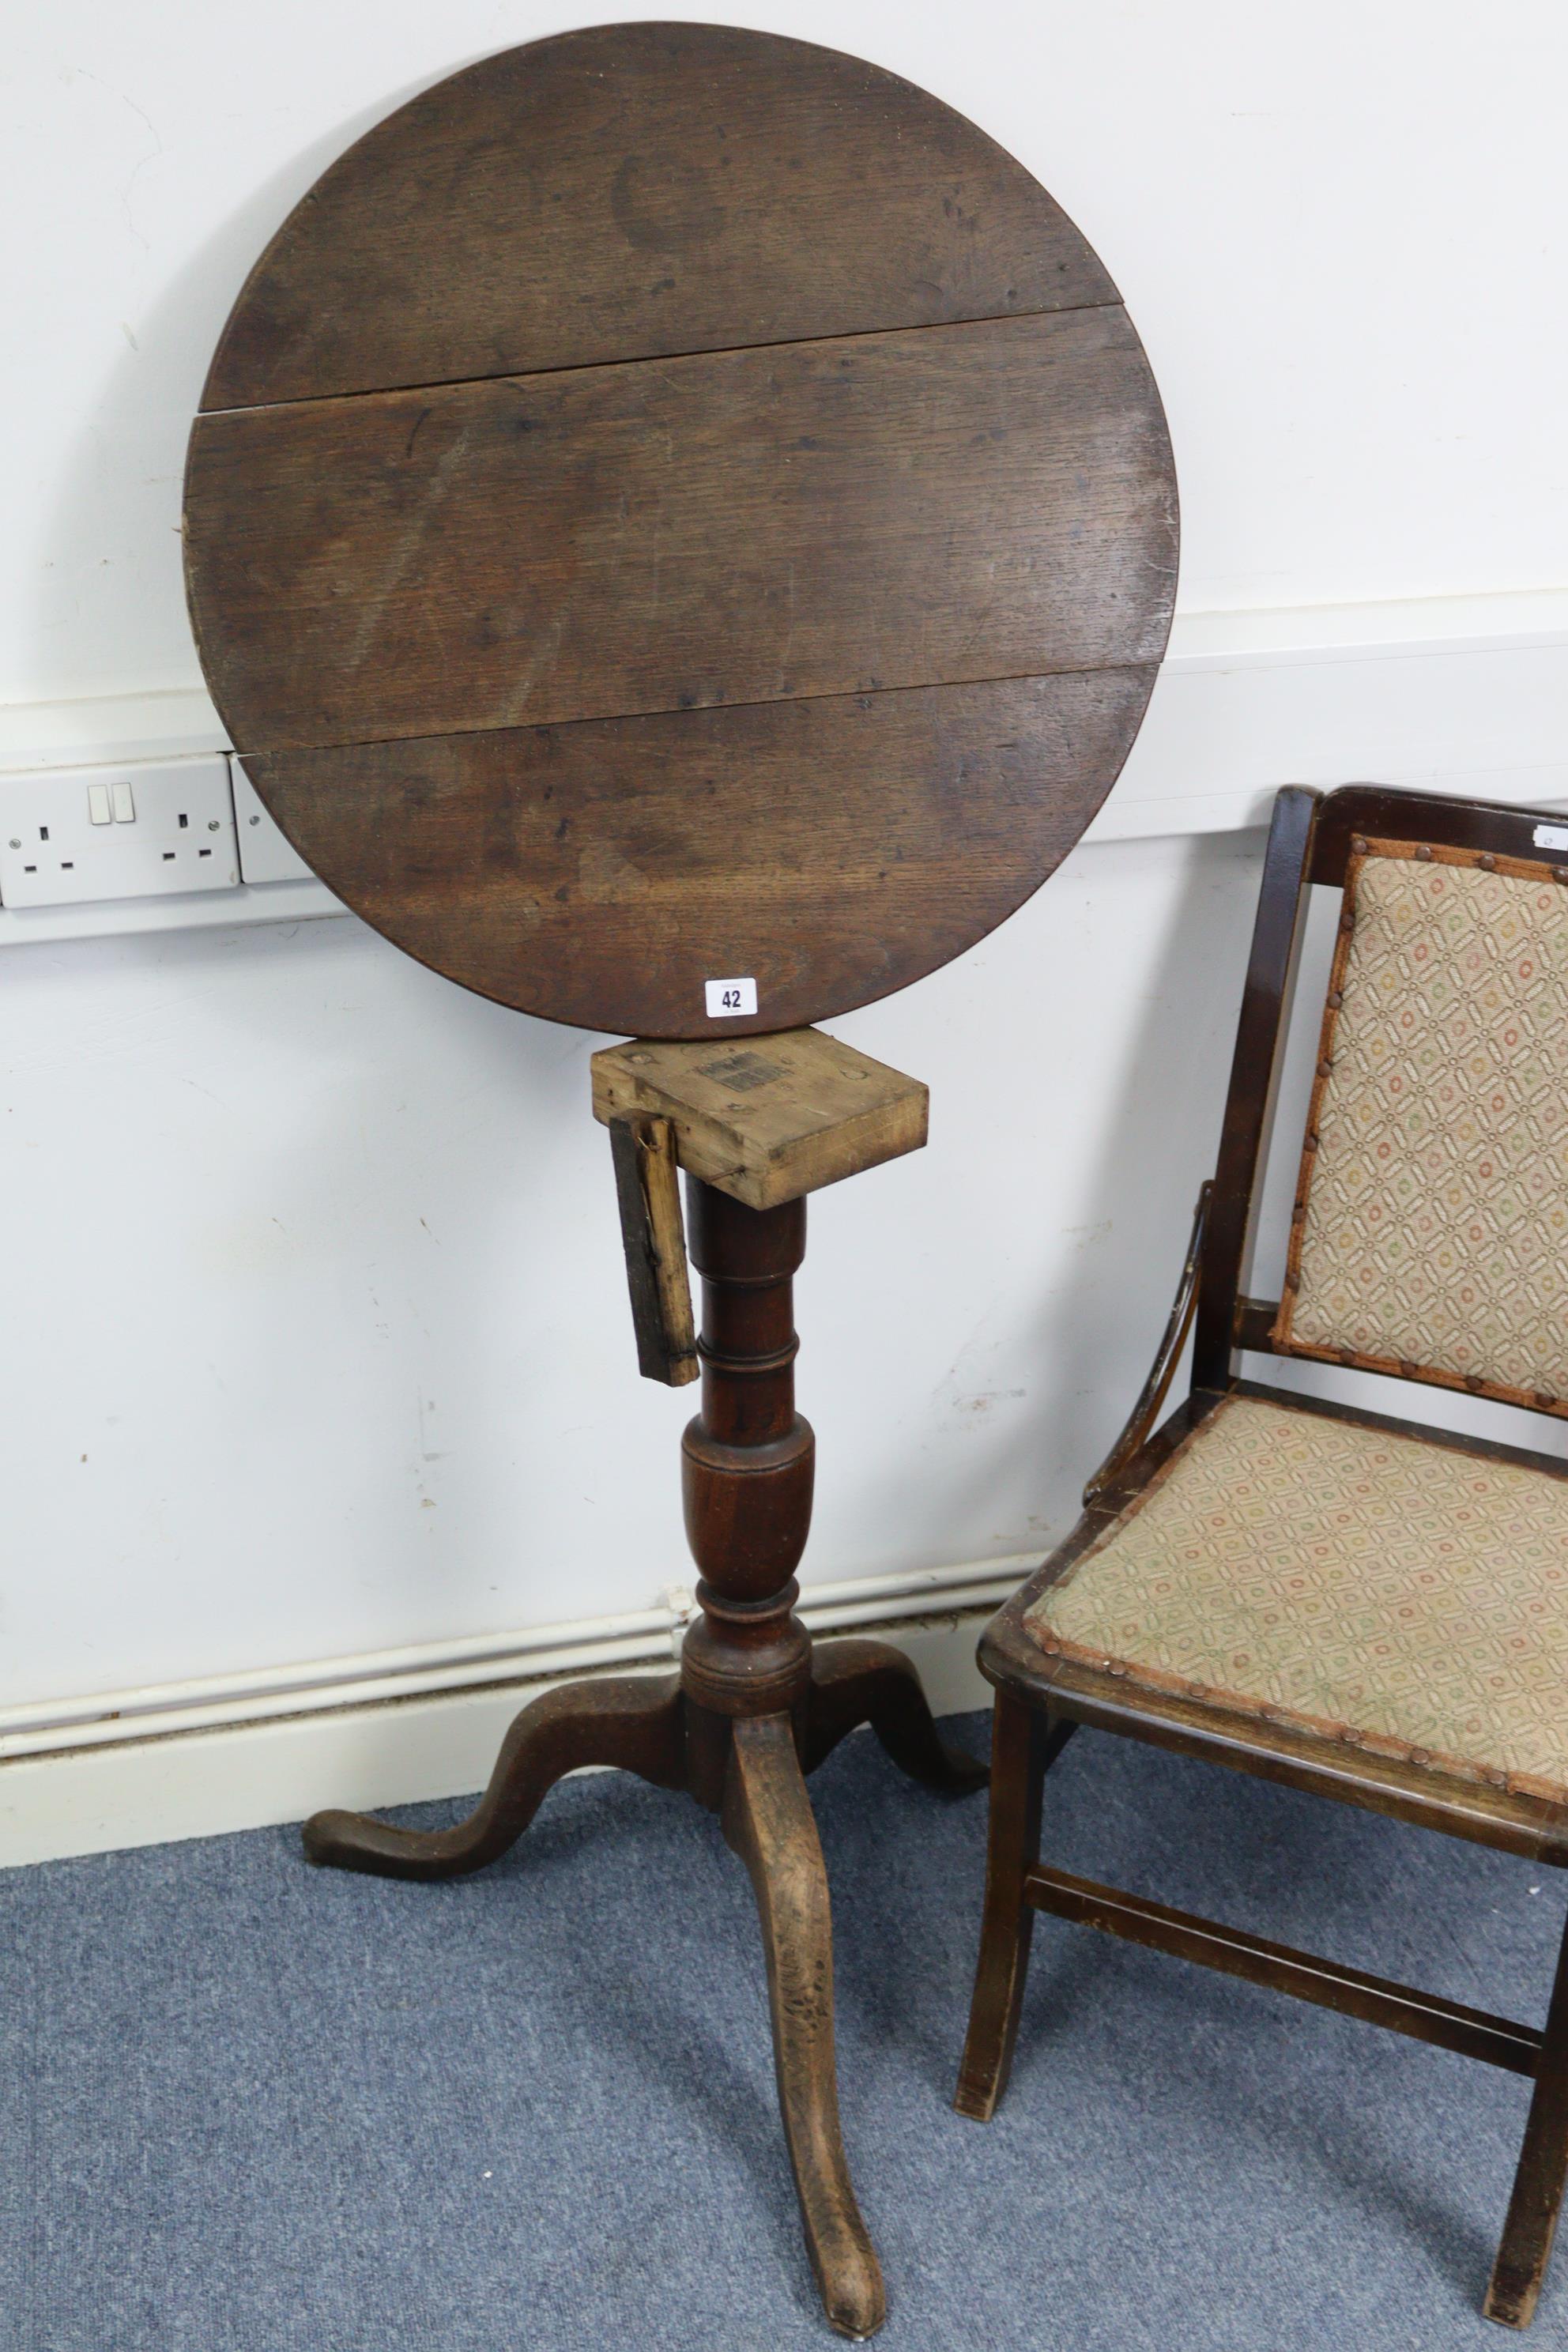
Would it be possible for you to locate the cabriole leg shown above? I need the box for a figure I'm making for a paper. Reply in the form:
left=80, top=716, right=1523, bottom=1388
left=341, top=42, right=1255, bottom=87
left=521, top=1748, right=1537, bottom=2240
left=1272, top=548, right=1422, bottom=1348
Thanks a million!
left=805, top=1636, right=988, bottom=1793
left=302, top=1672, right=686, bottom=1881
left=724, top=1713, right=886, bottom=2341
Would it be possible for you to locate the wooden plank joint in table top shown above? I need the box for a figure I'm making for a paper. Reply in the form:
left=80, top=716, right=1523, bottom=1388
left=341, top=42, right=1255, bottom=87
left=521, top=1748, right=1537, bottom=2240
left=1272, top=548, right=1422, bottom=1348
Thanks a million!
left=200, top=22, right=1122, bottom=411
left=186, top=307, right=1176, bottom=758
left=194, top=302, right=1129, bottom=420
left=239, top=669, right=1155, bottom=1038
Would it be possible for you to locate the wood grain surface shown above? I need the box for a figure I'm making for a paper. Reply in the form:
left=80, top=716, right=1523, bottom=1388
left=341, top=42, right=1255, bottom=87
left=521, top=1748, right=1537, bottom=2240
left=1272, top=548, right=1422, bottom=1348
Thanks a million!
left=241, top=671, right=1152, bottom=1034
left=201, top=20, right=1118, bottom=409
left=188, top=308, right=1173, bottom=755
left=592, top=1027, right=928, bottom=1208
left=184, top=24, right=1178, bottom=1038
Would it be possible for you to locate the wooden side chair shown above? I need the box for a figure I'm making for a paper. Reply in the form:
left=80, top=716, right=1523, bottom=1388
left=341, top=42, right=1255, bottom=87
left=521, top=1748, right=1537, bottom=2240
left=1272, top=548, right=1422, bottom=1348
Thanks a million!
left=957, top=782, right=1568, bottom=2326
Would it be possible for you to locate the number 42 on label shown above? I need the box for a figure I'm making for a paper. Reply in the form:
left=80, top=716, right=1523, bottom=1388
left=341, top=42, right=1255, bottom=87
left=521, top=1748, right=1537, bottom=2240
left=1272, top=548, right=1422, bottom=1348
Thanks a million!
left=705, top=977, right=758, bottom=1018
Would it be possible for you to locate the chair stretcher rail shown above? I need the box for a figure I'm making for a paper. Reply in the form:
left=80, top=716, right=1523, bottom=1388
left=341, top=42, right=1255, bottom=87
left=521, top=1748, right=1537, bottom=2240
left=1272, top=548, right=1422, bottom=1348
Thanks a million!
left=1024, top=1864, right=1542, bottom=2075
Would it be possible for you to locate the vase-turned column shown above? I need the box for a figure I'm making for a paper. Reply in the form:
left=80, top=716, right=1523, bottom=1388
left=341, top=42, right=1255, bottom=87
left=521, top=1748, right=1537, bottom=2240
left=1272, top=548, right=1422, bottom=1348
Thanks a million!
left=679, top=1178, right=816, bottom=1789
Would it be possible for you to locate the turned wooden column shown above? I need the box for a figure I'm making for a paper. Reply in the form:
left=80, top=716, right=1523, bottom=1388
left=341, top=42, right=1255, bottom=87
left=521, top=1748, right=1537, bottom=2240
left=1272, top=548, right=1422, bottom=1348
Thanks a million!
left=680, top=1181, right=815, bottom=1792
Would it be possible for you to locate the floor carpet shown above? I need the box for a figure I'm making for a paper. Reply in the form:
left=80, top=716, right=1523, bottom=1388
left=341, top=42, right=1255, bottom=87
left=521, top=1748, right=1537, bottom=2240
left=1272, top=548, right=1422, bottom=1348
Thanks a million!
left=2, top=1708, right=1562, bottom=2350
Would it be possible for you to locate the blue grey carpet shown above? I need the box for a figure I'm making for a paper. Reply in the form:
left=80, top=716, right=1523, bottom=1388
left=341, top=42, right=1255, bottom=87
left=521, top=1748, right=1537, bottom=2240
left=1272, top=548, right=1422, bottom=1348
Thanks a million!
left=2, top=1709, right=1562, bottom=2350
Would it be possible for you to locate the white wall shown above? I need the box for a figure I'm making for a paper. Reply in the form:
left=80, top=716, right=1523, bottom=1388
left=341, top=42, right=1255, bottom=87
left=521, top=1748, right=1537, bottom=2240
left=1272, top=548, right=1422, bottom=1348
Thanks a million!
left=2, top=2, right=1566, bottom=1854
left=7, top=0, right=1568, bottom=701
left=0, top=828, right=1256, bottom=1704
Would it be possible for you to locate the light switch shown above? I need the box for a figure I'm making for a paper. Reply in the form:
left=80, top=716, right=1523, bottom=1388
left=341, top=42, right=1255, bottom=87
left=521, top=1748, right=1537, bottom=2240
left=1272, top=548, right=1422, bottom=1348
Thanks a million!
left=111, top=781, right=135, bottom=824
left=88, top=783, right=112, bottom=826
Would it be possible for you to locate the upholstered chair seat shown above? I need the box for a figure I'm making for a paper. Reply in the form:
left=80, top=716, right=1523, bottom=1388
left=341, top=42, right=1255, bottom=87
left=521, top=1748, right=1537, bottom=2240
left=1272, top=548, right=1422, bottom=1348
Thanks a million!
left=1027, top=1393, right=1568, bottom=1803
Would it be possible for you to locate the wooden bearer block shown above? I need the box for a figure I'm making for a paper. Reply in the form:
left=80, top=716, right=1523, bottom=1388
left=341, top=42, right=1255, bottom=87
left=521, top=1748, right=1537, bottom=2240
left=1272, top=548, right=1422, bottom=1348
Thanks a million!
left=607, top=1115, right=699, bottom=1386
left=591, top=1029, right=928, bottom=1210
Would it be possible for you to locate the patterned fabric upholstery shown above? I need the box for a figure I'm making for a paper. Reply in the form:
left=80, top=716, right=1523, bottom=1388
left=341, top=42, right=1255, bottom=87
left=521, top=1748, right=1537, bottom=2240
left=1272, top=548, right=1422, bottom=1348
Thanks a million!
left=1026, top=1396, right=1568, bottom=1800
left=1272, top=841, right=1568, bottom=1411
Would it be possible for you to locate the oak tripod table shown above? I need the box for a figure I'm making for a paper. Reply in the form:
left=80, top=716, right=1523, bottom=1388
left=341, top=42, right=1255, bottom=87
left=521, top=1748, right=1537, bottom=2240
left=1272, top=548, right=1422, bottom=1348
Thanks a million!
left=181, top=23, right=1178, bottom=2335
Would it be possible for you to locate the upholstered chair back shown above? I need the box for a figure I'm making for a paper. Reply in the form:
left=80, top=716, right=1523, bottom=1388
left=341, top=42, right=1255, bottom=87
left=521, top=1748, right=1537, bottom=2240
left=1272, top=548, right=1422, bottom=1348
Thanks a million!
left=1272, top=835, right=1568, bottom=1415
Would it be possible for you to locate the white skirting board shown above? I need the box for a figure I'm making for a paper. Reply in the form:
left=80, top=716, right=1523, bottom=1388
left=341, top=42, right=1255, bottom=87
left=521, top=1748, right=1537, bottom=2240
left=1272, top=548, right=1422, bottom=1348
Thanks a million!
left=0, top=1593, right=1000, bottom=1871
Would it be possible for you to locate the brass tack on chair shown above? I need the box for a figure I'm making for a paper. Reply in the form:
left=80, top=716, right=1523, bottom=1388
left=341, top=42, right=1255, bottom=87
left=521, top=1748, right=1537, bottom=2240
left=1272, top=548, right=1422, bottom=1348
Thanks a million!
left=1326, top=989, right=1344, bottom=1008
left=1317, top=1057, right=1333, bottom=1078
left=1555, top=867, right=1568, bottom=886
left=1415, top=842, right=1433, bottom=861
left=1479, top=853, right=1497, bottom=872
left=1536, top=1393, right=1559, bottom=1412
left=1351, top=835, right=1368, bottom=854
left=1400, top=1359, right=1418, bottom=1377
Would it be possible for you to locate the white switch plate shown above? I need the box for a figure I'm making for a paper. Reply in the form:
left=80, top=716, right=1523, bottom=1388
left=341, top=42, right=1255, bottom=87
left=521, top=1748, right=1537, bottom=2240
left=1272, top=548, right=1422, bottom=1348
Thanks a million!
left=231, top=758, right=317, bottom=885
left=0, top=757, right=239, bottom=908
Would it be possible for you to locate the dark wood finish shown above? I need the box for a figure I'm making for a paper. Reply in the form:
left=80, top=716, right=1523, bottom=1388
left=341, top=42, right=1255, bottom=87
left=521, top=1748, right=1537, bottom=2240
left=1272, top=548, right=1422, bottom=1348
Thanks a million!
left=1233, top=1293, right=1283, bottom=1354
left=1310, top=782, right=1568, bottom=890
left=1190, top=783, right=1318, bottom=1391
left=679, top=1179, right=816, bottom=1687
left=1084, top=1181, right=1210, bottom=1506
left=188, top=308, right=1170, bottom=754
left=594, top=1027, right=928, bottom=1209
left=303, top=1671, right=688, bottom=1877
left=183, top=27, right=1177, bottom=1040
left=962, top=783, right=1568, bottom=2324
left=803, top=1637, right=989, bottom=1792
left=201, top=22, right=1121, bottom=410
left=1489, top=1928, right=1568, bottom=2326
left=306, top=1164, right=985, bottom=2336
left=239, top=670, right=1151, bottom=1037
left=724, top=1712, right=884, bottom=2341
left=607, top=1115, right=696, bottom=1385
left=953, top=1690, right=1050, bottom=2120
left=1027, top=1865, right=1541, bottom=2075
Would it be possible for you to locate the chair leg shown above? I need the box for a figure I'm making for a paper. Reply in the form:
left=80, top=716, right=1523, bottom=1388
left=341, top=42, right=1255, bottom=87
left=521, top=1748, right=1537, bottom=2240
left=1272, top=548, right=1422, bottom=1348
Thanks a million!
left=953, top=1689, right=1061, bottom=2121
left=1487, top=1909, right=1568, bottom=2327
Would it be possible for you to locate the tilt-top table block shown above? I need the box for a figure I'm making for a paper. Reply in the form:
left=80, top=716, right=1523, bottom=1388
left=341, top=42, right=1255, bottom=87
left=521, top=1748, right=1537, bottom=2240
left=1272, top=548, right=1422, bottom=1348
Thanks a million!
left=307, top=1032, right=981, bottom=2339
left=592, top=1027, right=929, bottom=1209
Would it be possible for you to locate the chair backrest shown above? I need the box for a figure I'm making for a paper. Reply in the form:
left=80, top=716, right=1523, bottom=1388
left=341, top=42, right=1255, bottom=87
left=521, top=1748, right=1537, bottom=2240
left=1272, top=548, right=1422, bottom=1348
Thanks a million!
left=1193, top=784, right=1568, bottom=1424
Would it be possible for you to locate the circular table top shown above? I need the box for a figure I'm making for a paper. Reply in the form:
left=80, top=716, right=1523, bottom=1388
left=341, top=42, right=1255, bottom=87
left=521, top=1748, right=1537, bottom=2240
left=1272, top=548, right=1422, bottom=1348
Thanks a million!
left=183, top=23, right=1178, bottom=1038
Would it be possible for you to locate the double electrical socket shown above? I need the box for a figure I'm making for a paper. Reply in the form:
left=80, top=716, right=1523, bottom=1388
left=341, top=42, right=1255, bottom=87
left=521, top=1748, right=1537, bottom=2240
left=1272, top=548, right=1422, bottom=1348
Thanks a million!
left=0, top=756, right=240, bottom=909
